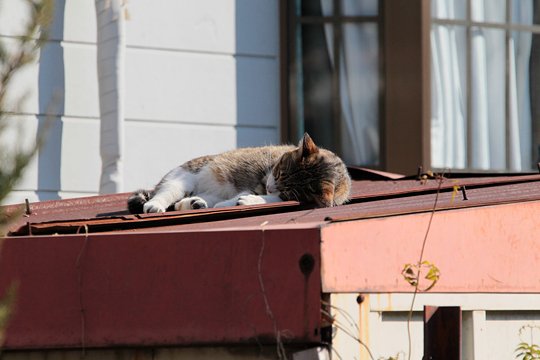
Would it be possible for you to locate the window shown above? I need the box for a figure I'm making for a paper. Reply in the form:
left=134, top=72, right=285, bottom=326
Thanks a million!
left=431, top=0, right=540, bottom=171
left=282, top=0, right=540, bottom=174
left=281, top=0, right=383, bottom=167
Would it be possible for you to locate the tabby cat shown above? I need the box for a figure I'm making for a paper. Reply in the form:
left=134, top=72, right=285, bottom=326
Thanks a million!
left=127, top=133, right=351, bottom=214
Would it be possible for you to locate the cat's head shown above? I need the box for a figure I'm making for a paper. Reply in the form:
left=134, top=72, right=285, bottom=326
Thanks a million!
left=266, top=133, right=351, bottom=207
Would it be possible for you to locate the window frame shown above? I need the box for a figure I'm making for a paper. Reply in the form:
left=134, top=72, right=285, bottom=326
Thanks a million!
left=279, top=0, right=386, bottom=168
left=280, top=0, right=432, bottom=174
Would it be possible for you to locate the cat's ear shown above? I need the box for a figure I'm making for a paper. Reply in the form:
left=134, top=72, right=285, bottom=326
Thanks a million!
left=298, top=133, right=319, bottom=159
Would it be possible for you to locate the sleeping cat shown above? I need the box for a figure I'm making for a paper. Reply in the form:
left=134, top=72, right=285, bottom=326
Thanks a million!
left=127, top=133, right=351, bottom=214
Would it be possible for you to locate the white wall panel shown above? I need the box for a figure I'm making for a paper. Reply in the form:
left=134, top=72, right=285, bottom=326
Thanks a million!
left=126, top=0, right=235, bottom=54
left=3, top=115, right=99, bottom=199
left=0, top=115, right=40, bottom=192
left=60, top=118, right=100, bottom=192
left=124, top=121, right=236, bottom=190
left=484, top=312, right=540, bottom=360
left=4, top=41, right=99, bottom=118
left=2, top=190, right=99, bottom=206
left=2, top=37, right=41, bottom=114
left=330, top=293, right=540, bottom=360
left=63, top=43, right=99, bottom=118
left=2, top=0, right=282, bottom=203
left=0, top=1, right=96, bottom=43
left=0, top=0, right=32, bottom=37
left=125, top=48, right=236, bottom=124
left=2, top=191, right=39, bottom=206
left=0, top=190, right=43, bottom=205
left=62, top=0, right=97, bottom=43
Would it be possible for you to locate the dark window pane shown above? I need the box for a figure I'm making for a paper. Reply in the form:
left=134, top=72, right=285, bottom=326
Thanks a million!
left=297, top=24, right=335, bottom=151
left=296, top=0, right=333, bottom=17
left=295, top=23, right=381, bottom=165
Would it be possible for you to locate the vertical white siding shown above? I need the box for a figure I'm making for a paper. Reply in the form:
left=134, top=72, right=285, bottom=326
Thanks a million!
left=2, top=0, right=280, bottom=204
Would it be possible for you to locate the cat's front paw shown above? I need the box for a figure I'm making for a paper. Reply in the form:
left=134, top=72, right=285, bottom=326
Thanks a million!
left=237, top=194, right=266, bottom=206
left=174, top=197, right=208, bottom=211
left=143, top=200, right=167, bottom=213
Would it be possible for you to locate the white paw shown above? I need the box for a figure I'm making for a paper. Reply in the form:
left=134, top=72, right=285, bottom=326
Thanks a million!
left=143, top=200, right=166, bottom=213
left=174, top=196, right=208, bottom=211
left=237, top=194, right=266, bottom=206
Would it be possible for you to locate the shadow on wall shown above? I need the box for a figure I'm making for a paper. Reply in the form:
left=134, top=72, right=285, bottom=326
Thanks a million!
left=235, top=0, right=280, bottom=148
left=37, top=1, right=66, bottom=201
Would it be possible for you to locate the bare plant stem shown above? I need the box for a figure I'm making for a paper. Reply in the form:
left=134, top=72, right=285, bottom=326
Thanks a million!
left=406, top=173, right=445, bottom=360
left=257, top=222, right=287, bottom=360
left=320, top=305, right=375, bottom=360
left=75, top=224, right=89, bottom=358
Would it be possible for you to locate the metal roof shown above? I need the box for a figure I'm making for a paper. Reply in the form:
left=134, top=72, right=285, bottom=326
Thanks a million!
left=4, top=168, right=540, bottom=236
left=1, top=168, right=540, bottom=350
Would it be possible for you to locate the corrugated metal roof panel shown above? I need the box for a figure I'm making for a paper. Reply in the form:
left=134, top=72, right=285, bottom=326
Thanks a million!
left=5, top=173, right=540, bottom=236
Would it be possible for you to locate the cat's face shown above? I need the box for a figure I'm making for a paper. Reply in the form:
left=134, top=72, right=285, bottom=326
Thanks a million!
left=266, top=133, right=344, bottom=207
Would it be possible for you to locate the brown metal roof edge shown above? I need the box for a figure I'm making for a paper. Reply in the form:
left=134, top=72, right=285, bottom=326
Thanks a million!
left=328, top=192, right=540, bottom=223
left=349, top=173, right=540, bottom=202
left=9, top=174, right=540, bottom=236
left=8, top=200, right=307, bottom=236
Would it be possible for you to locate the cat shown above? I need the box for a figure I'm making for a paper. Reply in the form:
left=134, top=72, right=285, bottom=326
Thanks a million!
left=127, top=133, right=351, bottom=214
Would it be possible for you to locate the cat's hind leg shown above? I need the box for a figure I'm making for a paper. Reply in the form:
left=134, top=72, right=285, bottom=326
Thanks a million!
left=143, top=168, right=196, bottom=213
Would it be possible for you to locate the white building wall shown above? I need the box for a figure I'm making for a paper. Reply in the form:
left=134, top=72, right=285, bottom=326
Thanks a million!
left=331, top=293, right=540, bottom=360
left=2, top=0, right=280, bottom=205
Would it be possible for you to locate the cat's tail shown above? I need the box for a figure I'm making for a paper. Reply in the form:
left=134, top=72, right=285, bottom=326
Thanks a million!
left=127, top=189, right=154, bottom=214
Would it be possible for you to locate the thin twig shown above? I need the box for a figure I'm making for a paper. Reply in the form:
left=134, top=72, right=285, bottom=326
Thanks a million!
left=257, top=221, right=287, bottom=359
left=406, top=172, right=446, bottom=360
left=321, top=309, right=376, bottom=360
left=321, top=300, right=360, bottom=333
left=331, top=345, right=345, bottom=360
left=75, top=224, right=89, bottom=358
